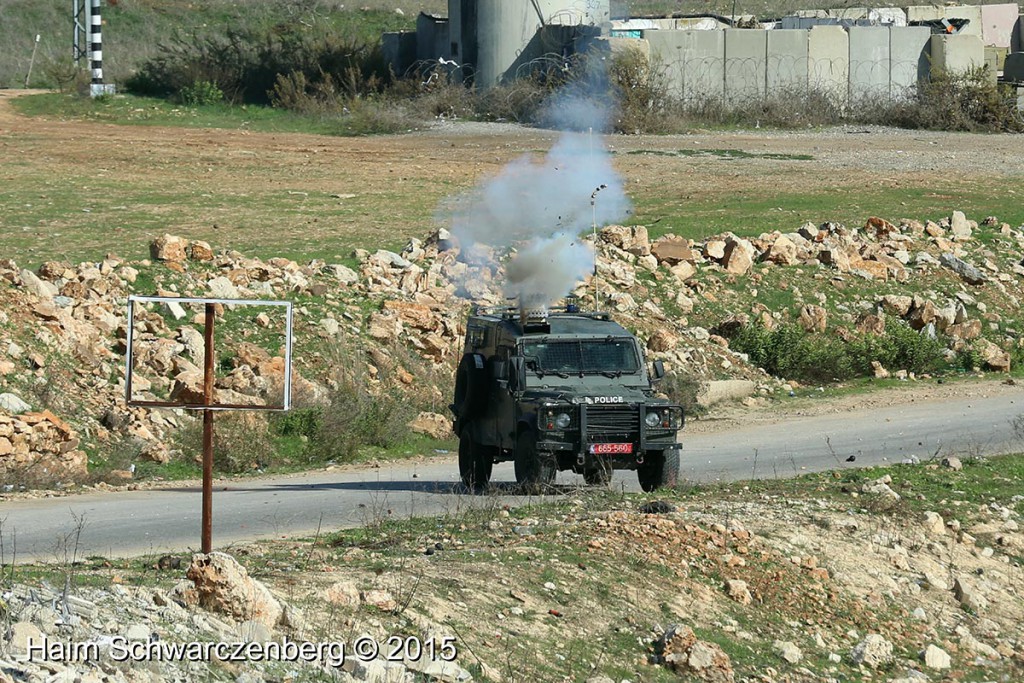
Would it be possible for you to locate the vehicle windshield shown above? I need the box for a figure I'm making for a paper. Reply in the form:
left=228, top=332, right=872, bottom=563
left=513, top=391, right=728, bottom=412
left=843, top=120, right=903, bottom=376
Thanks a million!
left=521, top=338, right=640, bottom=376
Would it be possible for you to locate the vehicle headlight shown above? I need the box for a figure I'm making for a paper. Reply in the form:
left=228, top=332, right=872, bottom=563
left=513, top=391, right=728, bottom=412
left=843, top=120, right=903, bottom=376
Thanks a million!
left=646, top=407, right=683, bottom=429
left=664, top=407, right=684, bottom=429
left=541, top=406, right=575, bottom=431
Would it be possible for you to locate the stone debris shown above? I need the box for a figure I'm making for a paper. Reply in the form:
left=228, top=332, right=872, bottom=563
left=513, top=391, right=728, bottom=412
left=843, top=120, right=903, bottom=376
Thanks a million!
left=179, top=552, right=286, bottom=628
left=851, top=633, right=894, bottom=668
left=942, top=456, right=963, bottom=471
left=922, top=643, right=952, bottom=669
left=773, top=639, right=803, bottom=663
left=658, top=624, right=735, bottom=681
left=724, top=578, right=753, bottom=605
left=1, top=207, right=1021, bottom=483
left=0, top=392, right=31, bottom=414
left=150, top=234, right=188, bottom=262
left=922, top=511, right=945, bottom=535
left=0, top=409, right=88, bottom=484
left=407, top=411, right=453, bottom=440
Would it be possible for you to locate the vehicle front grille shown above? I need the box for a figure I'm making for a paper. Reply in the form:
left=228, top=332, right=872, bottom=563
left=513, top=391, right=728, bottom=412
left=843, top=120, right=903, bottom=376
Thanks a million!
left=585, top=404, right=639, bottom=439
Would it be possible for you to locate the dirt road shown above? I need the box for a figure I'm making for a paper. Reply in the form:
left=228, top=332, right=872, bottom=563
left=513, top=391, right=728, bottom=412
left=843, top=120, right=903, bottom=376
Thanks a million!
left=2, top=380, right=1020, bottom=562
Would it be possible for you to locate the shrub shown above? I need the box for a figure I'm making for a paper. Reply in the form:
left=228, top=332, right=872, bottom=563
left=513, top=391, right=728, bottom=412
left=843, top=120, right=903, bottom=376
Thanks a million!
left=178, top=80, right=224, bottom=106
left=660, top=371, right=707, bottom=417
left=174, top=412, right=276, bottom=474
left=881, top=67, right=1024, bottom=133
left=730, top=319, right=949, bottom=384
left=310, top=378, right=412, bottom=462
left=475, top=79, right=551, bottom=123
left=272, top=407, right=322, bottom=440
left=127, top=23, right=391, bottom=106
left=607, top=47, right=692, bottom=134
left=303, top=337, right=447, bottom=463
left=337, top=98, right=421, bottom=135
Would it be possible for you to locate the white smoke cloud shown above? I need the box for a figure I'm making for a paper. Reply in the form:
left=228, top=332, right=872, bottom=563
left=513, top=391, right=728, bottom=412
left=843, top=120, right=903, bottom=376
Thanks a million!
left=504, top=233, right=593, bottom=308
left=447, top=122, right=631, bottom=307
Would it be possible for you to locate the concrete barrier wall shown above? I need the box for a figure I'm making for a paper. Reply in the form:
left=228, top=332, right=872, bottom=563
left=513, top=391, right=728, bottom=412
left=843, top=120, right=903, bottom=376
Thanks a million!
left=641, top=25, right=989, bottom=106
left=907, top=5, right=984, bottom=38
left=725, top=29, right=767, bottom=104
left=643, top=30, right=686, bottom=98
left=930, top=33, right=987, bottom=74
left=416, top=13, right=450, bottom=63
left=979, top=3, right=1019, bottom=48
left=849, top=26, right=890, bottom=99
left=889, top=26, right=931, bottom=98
left=644, top=29, right=725, bottom=102
left=382, top=32, right=419, bottom=76
left=767, top=29, right=810, bottom=93
left=808, top=25, right=849, bottom=103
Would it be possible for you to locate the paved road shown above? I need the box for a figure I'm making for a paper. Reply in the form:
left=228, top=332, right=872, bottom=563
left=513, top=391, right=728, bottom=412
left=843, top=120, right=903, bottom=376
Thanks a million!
left=2, top=389, right=1021, bottom=562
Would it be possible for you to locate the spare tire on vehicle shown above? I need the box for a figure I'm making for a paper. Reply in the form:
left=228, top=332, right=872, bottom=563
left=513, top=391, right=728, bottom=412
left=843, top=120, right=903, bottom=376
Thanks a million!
left=453, top=353, right=487, bottom=420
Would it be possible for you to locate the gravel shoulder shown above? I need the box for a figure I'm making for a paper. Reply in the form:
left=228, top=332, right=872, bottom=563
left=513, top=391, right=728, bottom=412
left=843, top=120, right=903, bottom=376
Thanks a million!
left=689, top=377, right=1024, bottom=434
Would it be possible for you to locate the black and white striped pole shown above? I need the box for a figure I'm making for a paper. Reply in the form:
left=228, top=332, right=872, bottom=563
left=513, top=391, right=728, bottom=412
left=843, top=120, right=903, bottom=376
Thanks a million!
left=89, top=0, right=113, bottom=96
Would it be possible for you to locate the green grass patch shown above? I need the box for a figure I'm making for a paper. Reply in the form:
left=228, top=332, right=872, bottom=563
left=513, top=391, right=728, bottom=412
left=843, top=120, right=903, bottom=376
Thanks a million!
left=707, top=452, right=1024, bottom=523
left=633, top=180, right=1024, bottom=243
left=12, top=92, right=418, bottom=137
left=625, top=148, right=814, bottom=161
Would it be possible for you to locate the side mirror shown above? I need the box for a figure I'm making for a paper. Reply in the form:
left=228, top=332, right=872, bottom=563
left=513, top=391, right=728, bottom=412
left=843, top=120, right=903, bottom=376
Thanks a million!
left=651, top=360, right=666, bottom=382
left=509, top=357, right=526, bottom=391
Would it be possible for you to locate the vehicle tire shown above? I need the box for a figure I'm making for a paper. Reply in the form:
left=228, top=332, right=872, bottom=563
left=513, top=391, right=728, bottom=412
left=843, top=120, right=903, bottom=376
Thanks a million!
left=582, top=460, right=612, bottom=487
left=514, top=430, right=555, bottom=492
left=453, top=353, right=487, bottom=421
left=458, top=428, right=493, bottom=491
left=637, top=449, right=680, bottom=492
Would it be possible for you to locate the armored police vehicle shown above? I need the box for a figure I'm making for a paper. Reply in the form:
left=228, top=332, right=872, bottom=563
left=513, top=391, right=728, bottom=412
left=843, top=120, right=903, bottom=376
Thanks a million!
left=451, top=302, right=683, bottom=491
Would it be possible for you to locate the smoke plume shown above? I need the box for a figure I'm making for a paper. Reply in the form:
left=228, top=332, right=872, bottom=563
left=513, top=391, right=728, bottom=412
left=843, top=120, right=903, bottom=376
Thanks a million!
left=446, top=96, right=631, bottom=308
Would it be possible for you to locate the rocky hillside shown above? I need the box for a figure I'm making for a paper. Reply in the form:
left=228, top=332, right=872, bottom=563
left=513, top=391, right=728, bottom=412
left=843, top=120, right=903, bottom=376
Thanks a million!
left=2, top=457, right=1023, bottom=682
left=1, top=208, right=1021, bottom=486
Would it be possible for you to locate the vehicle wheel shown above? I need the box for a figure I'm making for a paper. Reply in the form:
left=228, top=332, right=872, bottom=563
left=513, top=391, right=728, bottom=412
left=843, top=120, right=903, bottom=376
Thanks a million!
left=458, top=428, right=493, bottom=491
left=453, top=354, right=487, bottom=421
left=637, top=449, right=680, bottom=492
left=582, top=460, right=612, bottom=487
left=514, top=430, right=555, bottom=492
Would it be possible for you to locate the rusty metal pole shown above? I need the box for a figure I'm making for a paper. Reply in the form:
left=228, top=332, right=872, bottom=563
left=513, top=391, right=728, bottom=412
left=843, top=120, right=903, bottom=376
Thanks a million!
left=201, top=303, right=216, bottom=553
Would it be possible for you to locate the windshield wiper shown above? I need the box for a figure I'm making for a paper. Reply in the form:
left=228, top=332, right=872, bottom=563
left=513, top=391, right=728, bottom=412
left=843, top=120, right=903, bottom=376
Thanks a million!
left=580, top=369, right=634, bottom=377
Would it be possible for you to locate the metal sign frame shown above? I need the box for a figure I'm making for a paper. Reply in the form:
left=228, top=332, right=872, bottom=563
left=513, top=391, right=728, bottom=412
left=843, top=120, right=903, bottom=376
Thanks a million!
left=124, top=294, right=294, bottom=554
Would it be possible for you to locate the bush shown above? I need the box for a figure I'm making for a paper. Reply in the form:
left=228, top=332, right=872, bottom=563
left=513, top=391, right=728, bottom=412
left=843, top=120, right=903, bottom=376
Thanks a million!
left=660, top=371, right=707, bottom=417
left=127, top=23, right=391, bottom=106
left=178, top=80, right=224, bottom=106
left=272, top=407, right=322, bottom=439
left=310, top=378, right=412, bottom=463
left=607, top=47, right=694, bottom=134
left=881, top=67, right=1024, bottom=133
left=174, top=412, right=276, bottom=474
left=303, top=337, right=450, bottom=463
left=475, top=79, right=551, bottom=123
left=730, top=319, right=949, bottom=384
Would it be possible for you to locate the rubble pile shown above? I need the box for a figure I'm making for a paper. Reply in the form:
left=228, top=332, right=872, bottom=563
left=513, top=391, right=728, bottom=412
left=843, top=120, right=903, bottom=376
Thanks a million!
left=1, top=206, right=1022, bottom=482
left=0, top=409, right=87, bottom=485
left=591, top=211, right=1022, bottom=376
left=0, top=551, right=472, bottom=683
left=2, top=478, right=1022, bottom=681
